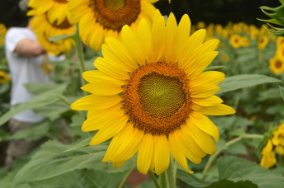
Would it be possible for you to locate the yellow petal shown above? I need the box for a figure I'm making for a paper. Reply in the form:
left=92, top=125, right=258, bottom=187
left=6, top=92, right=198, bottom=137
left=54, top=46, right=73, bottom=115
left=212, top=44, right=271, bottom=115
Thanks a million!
left=89, top=115, right=128, bottom=145
left=83, top=70, right=126, bottom=86
left=94, top=57, right=130, bottom=80
left=151, top=16, right=166, bottom=62
left=190, top=71, right=226, bottom=87
left=187, top=119, right=216, bottom=154
left=121, top=25, right=145, bottom=65
left=103, top=123, right=144, bottom=162
left=191, top=95, right=223, bottom=107
left=113, top=161, right=126, bottom=168
left=81, top=81, right=122, bottom=96
left=165, top=13, right=178, bottom=62
left=275, top=146, right=284, bottom=154
left=195, top=104, right=236, bottom=116
left=137, top=134, right=154, bottom=174
left=154, top=135, right=170, bottom=175
left=169, top=132, right=202, bottom=164
left=190, top=85, right=220, bottom=98
left=138, top=18, right=152, bottom=62
left=169, top=135, right=194, bottom=174
left=82, top=109, right=125, bottom=132
left=189, top=111, right=219, bottom=142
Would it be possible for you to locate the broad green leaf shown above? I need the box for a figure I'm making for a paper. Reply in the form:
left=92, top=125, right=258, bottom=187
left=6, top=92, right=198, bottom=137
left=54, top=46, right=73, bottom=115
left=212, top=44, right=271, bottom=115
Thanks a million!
left=279, top=86, right=284, bottom=100
left=205, top=179, right=257, bottom=188
left=34, top=102, right=70, bottom=121
left=0, top=129, right=9, bottom=142
left=229, top=129, right=246, bottom=137
left=64, top=136, right=92, bottom=152
left=28, top=169, right=126, bottom=188
left=9, top=120, right=50, bottom=141
left=258, top=88, right=281, bottom=101
left=70, top=114, right=86, bottom=127
left=24, top=83, right=60, bottom=95
left=217, top=75, right=282, bottom=94
left=224, top=142, right=247, bottom=155
left=0, top=84, right=67, bottom=126
left=177, top=169, right=211, bottom=187
left=137, top=180, right=156, bottom=188
left=217, top=156, right=284, bottom=188
left=14, top=140, right=135, bottom=183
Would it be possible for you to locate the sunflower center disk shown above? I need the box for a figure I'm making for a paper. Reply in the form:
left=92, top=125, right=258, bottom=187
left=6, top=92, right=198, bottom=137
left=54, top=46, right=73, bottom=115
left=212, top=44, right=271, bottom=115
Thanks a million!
left=123, top=62, right=192, bottom=136
left=92, top=0, right=141, bottom=31
left=276, top=61, right=282, bottom=69
left=138, top=73, right=185, bottom=119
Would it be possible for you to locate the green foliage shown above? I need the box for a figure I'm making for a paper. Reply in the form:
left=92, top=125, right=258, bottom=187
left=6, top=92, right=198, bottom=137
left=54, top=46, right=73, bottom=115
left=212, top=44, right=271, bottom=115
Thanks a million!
left=205, top=179, right=257, bottom=188
left=217, top=75, right=281, bottom=94
left=14, top=140, right=135, bottom=184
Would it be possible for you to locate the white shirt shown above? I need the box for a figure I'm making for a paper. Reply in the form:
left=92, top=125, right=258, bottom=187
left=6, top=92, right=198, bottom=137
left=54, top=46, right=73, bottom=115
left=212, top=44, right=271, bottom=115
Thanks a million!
left=5, top=28, right=60, bottom=123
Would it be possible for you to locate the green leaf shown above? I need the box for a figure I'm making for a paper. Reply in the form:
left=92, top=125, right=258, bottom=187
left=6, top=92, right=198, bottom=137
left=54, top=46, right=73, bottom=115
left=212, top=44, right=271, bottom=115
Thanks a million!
left=0, top=129, right=9, bottom=142
left=279, top=86, right=284, bottom=100
left=205, top=179, right=257, bottom=188
left=28, top=169, right=126, bottom=188
left=70, top=114, right=86, bottom=127
left=0, top=84, right=67, bottom=126
left=24, top=83, right=61, bottom=95
left=9, top=120, right=50, bottom=141
left=64, top=136, right=92, bottom=152
left=14, top=140, right=135, bottom=183
left=217, top=75, right=282, bottom=94
left=205, top=66, right=225, bottom=71
left=49, top=34, right=75, bottom=42
left=217, top=156, right=284, bottom=188
left=229, top=129, right=246, bottom=136
left=177, top=169, right=211, bottom=187
left=34, top=102, right=70, bottom=121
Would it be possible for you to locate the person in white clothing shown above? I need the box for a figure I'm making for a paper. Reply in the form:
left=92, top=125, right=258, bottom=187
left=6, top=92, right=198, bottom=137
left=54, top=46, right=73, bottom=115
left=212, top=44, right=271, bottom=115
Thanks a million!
left=4, top=17, right=55, bottom=166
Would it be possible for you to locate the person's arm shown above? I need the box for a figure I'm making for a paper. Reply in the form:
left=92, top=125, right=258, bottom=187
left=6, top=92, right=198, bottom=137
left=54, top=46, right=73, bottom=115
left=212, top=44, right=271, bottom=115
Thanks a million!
left=14, top=38, right=45, bottom=57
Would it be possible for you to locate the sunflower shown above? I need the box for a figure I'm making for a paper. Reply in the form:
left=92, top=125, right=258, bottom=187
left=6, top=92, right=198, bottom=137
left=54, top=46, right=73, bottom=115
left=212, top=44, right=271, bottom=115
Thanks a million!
left=71, top=11, right=235, bottom=175
left=31, top=14, right=75, bottom=55
left=241, top=36, right=250, bottom=47
left=197, top=21, right=205, bottom=29
left=28, top=0, right=72, bottom=25
left=261, top=123, right=284, bottom=169
left=230, top=34, right=241, bottom=49
left=276, top=46, right=284, bottom=62
left=68, top=0, right=159, bottom=52
left=0, top=71, right=10, bottom=84
left=221, top=53, right=229, bottom=63
left=250, top=28, right=259, bottom=40
left=0, top=23, right=7, bottom=35
left=269, top=56, right=284, bottom=75
left=276, top=37, right=284, bottom=48
left=258, top=35, right=269, bottom=50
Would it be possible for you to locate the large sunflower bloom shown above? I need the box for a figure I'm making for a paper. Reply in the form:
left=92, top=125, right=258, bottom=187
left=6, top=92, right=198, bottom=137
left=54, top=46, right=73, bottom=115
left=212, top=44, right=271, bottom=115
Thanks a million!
left=28, top=0, right=72, bottom=25
left=31, top=14, right=75, bottom=55
left=68, top=0, right=159, bottom=51
left=71, top=11, right=235, bottom=175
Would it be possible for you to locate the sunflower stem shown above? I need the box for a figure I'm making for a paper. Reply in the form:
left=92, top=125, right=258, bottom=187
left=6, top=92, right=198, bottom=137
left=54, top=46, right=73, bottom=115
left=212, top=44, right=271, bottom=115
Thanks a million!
left=117, top=166, right=135, bottom=188
left=74, top=24, right=87, bottom=95
left=149, top=171, right=161, bottom=188
left=159, top=172, right=167, bottom=188
left=165, top=157, right=176, bottom=188
left=201, top=134, right=264, bottom=180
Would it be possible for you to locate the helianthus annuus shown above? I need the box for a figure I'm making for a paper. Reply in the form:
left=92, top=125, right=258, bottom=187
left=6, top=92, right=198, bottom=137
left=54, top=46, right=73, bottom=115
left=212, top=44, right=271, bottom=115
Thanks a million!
left=71, top=11, right=235, bottom=175
left=269, top=56, right=284, bottom=75
left=221, top=53, right=229, bottom=63
left=241, top=36, right=250, bottom=47
left=68, top=0, right=159, bottom=51
left=277, top=37, right=284, bottom=48
left=28, top=0, right=72, bottom=25
left=261, top=123, right=284, bottom=169
left=230, top=34, right=241, bottom=49
left=31, top=14, right=75, bottom=55
left=0, top=71, right=10, bottom=84
left=258, top=35, right=269, bottom=50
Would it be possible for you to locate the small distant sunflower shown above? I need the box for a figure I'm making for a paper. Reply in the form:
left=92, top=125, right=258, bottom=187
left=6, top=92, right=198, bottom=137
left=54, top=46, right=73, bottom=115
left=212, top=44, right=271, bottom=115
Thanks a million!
left=0, top=71, right=10, bottom=84
left=71, top=11, right=235, bottom=175
left=276, top=46, right=284, bottom=62
left=230, top=34, right=241, bottom=49
left=277, top=37, right=284, bottom=48
left=241, top=36, right=250, bottom=47
left=0, top=37, right=4, bottom=46
left=215, top=24, right=223, bottom=36
left=28, top=0, right=72, bottom=25
left=250, top=29, right=259, bottom=40
left=68, top=0, right=159, bottom=51
left=0, top=23, right=7, bottom=35
left=221, top=53, right=229, bottom=63
left=197, top=21, right=205, bottom=29
left=31, top=14, right=75, bottom=55
left=233, top=23, right=241, bottom=33
left=269, top=56, right=284, bottom=75
left=221, top=29, right=231, bottom=38
left=258, top=35, right=269, bottom=50
left=261, top=123, right=284, bottom=169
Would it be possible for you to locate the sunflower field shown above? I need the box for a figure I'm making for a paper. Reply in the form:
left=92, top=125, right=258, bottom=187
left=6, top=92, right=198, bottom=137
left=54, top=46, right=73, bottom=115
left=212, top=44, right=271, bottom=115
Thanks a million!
left=1, top=0, right=284, bottom=187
